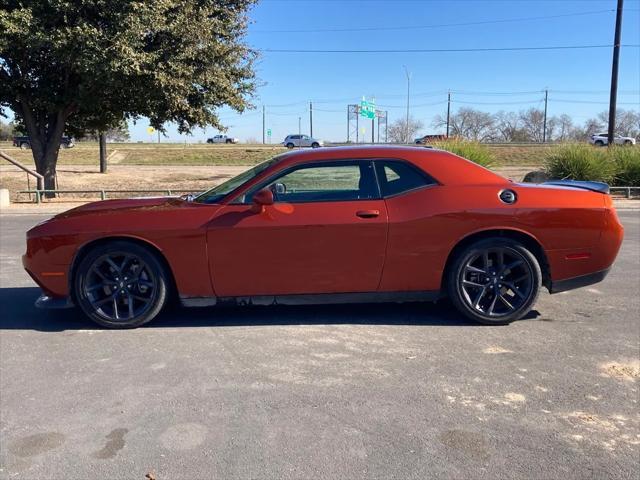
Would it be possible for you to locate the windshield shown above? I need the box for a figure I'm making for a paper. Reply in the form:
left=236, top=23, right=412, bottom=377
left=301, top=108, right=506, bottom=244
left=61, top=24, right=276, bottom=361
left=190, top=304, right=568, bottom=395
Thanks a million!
left=195, top=156, right=283, bottom=204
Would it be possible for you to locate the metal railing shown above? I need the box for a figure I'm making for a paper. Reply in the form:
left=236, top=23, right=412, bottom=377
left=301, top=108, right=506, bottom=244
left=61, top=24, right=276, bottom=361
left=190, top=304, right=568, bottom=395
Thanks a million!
left=17, top=189, right=196, bottom=204
left=0, top=150, right=44, bottom=191
left=610, top=187, right=640, bottom=199
left=15, top=186, right=640, bottom=204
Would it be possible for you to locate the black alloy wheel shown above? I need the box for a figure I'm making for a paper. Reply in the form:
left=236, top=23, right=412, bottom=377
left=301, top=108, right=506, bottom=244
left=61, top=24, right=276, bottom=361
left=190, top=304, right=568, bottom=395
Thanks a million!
left=447, top=238, right=541, bottom=325
left=74, top=241, right=168, bottom=328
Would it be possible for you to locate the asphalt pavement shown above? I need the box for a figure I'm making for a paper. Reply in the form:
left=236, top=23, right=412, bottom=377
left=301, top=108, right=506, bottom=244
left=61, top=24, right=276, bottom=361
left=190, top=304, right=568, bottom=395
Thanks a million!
left=0, top=212, right=638, bottom=479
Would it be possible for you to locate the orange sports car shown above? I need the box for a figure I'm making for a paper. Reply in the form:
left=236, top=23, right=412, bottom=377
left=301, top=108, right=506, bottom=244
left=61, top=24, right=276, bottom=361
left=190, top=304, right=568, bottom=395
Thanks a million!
left=23, top=146, right=624, bottom=328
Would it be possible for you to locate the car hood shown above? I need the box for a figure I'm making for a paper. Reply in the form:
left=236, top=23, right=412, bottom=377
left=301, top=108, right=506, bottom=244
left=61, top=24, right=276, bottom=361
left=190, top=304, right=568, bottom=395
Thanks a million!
left=54, top=196, right=182, bottom=220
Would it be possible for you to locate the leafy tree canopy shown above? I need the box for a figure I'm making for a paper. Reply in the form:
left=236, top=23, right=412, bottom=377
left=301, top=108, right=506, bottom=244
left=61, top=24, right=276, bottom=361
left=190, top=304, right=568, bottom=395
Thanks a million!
left=0, top=0, right=257, bottom=190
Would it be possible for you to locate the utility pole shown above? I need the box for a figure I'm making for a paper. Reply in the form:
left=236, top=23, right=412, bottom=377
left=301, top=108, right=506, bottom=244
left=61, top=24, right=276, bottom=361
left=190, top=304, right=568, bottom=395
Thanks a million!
left=403, top=66, right=410, bottom=143
left=262, top=105, right=265, bottom=144
left=298, top=116, right=301, bottom=135
left=446, top=91, right=451, bottom=138
left=371, top=116, right=375, bottom=143
left=542, top=88, right=549, bottom=143
left=157, top=130, right=160, bottom=144
left=385, top=111, right=388, bottom=142
left=309, top=102, right=313, bottom=138
left=608, top=0, right=624, bottom=147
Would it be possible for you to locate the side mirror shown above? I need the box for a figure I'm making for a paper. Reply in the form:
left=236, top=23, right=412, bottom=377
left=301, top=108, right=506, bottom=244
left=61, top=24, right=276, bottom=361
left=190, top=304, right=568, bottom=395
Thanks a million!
left=251, top=188, right=274, bottom=213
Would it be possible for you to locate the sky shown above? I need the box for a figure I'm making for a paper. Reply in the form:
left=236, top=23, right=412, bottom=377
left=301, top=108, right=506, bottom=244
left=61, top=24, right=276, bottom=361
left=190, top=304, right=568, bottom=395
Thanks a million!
left=186, top=0, right=639, bottom=144
left=14, top=0, right=640, bottom=143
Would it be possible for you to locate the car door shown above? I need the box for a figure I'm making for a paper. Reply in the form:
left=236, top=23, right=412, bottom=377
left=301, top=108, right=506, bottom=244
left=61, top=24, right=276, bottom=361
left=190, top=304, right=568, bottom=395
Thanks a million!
left=206, top=160, right=388, bottom=297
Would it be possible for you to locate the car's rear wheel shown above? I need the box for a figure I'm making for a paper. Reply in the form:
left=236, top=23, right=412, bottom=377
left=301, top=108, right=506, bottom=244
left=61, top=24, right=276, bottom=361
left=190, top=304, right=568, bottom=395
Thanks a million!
left=286, top=142, right=294, bottom=149
left=311, top=142, right=320, bottom=148
left=74, top=241, right=168, bottom=328
left=447, top=238, right=541, bottom=325
left=595, top=140, right=605, bottom=146
left=624, top=140, right=632, bottom=145
left=20, top=142, right=30, bottom=150
left=226, top=139, right=233, bottom=144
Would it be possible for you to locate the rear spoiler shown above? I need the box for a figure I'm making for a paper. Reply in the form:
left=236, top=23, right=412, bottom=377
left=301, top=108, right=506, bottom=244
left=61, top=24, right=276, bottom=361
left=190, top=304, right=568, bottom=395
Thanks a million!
left=542, top=180, right=610, bottom=194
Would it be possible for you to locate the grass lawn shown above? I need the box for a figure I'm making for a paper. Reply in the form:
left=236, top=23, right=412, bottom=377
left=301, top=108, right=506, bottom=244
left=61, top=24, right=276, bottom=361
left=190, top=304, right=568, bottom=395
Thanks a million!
left=1, top=142, right=552, bottom=168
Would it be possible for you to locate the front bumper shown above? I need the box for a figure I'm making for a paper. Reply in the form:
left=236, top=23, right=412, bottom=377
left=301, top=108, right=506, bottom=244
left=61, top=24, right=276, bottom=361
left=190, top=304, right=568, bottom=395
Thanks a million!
left=549, top=268, right=610, bottom=294
left=35, top=294, right=74, bottom=309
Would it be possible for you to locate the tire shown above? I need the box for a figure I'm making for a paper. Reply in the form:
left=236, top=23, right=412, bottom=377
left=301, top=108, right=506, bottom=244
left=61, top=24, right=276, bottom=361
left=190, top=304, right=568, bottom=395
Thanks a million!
left=73, top=241, right=169, bottom=328
left=594, top=140, right=605, bottom=146
left=311, top=142, right=320, bottom=148
left=286, top=143, right=294, bottom=149
left=225, top=139, right=232, bottom=144
left=446, top=238, right=542, bottom=325
left=624, top=140, right=632, bottom=145
left=20, top=142, right=30, bottom=150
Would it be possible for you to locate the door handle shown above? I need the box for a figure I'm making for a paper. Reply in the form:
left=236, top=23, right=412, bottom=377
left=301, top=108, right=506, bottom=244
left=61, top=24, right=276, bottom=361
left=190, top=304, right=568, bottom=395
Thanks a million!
left=356, top=209, right=380, bottom=218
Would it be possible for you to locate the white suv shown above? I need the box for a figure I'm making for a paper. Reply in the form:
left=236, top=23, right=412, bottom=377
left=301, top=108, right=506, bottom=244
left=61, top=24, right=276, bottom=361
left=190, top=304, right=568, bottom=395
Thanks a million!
left=282, top=134, right=323, bottom=149
left=207, top=134, right=239, bottom=144
left=589, top=132, right=636, bottom=146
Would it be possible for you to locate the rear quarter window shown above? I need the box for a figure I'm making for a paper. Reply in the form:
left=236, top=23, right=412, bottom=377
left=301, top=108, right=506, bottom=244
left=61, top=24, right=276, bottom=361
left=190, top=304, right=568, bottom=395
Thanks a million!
left=375, top=160, right=437, bottom=197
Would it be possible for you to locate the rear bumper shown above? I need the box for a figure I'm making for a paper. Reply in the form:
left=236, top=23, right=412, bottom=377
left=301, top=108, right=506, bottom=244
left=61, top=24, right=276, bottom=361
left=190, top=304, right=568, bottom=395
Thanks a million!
left=549, top=268, right=610, bottom=294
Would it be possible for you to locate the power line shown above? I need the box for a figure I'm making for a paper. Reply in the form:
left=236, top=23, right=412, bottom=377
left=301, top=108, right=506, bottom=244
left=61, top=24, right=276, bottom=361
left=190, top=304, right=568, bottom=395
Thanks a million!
left=551, top=98, right=640, bottom=105
left=262, top=44, right=640, bottom=54
left=452, top=99, right=544, bottom=105
left=253, top=9, right=615, bottom=33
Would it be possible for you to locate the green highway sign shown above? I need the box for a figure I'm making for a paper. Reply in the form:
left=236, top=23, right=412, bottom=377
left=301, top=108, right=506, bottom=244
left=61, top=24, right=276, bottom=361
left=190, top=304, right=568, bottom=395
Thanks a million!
left=360, top=99, right=375, bottom=119
left=267, top=128, right=272, bottom=136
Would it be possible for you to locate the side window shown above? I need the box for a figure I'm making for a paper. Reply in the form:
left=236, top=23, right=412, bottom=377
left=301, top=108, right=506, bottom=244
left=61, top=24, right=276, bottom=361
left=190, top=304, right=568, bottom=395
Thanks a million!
left=376, top=160, right=436, bottom=197
left=243, top=161, right=379, bottom=203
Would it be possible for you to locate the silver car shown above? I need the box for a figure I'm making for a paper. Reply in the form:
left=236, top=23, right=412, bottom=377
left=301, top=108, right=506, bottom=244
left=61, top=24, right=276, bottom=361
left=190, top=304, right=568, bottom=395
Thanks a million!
left=282, top=134, right=324, bottom=149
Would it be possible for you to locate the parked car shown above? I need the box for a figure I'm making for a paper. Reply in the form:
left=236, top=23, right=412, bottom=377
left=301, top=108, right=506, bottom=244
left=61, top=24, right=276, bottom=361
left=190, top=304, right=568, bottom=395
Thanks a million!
left=207, top=134, right=239, bottom=144
left=23, top=145, right=623, bottom=328
left=589, top=132, right=636, bottom=146
left=282, top=134, right=323, bottom=148
left=12, top=136, right=75, bottom=149
left=415, top=134, right=447, bottom=144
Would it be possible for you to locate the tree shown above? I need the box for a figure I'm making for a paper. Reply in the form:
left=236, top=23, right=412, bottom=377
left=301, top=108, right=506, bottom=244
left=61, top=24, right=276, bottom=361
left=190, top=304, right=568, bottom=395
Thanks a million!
left=553, top=114, right=574, bottom=142
left=0, top=1, right=256, bottom=195
left=433, top=107, right=496, bottom=142
left=0, top=119, right=13, bottom=141
left=77, top=121, right=131, bottom=143
left=518, top=108, right=546, bottom=143
left=388, top=116, right=424, bottom=143
left=597, top=109, right=640, bottom=138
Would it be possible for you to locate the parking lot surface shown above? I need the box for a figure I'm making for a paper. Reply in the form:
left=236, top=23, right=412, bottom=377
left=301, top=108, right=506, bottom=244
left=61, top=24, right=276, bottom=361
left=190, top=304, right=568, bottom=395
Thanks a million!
left=1, top=212, right=639, bottom=479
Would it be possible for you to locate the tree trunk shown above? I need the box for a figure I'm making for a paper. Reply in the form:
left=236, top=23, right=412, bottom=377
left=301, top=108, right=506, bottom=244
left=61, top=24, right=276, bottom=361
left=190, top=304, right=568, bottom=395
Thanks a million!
left=41, top=148, right=59, bottom=195
left=14, top=100, right=69, bottom=199
left=99, top=133, right=107, bottom=173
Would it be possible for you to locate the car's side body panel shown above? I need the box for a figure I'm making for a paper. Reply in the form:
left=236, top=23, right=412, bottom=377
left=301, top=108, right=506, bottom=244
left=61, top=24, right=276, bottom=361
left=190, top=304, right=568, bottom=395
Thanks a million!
left=206, top=199, right=388, bottom=296
left=24, top=198, right=219, bottom=298
left=22, top=146, right=624, bottom=307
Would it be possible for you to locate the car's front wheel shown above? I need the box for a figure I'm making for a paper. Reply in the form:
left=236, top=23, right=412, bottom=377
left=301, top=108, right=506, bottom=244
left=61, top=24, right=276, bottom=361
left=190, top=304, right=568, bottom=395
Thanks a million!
left=446, top=238, right=541, bottom=325
left=286, top=142, right=294, bottom=149
left=74, top=241, right=169, bottom=328
left=311, top=142, right=320, bottom=148
left=594, top=140, right=605, bottom=146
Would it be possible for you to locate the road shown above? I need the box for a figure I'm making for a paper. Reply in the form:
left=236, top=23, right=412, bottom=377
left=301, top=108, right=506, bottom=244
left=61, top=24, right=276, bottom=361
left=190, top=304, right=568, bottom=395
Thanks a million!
left=0, top=212, right=638, bottom=479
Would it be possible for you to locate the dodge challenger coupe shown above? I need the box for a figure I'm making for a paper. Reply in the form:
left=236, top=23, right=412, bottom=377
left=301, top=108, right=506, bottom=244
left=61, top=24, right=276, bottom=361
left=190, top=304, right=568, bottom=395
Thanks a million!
left=23, top=146, right=624, bottom=328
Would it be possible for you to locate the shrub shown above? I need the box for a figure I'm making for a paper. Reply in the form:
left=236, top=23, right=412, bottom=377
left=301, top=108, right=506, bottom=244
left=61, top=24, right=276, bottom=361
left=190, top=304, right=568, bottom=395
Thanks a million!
left=610, top=146, right=640, bottom=186
left=544, top=144, right=616, bottom=184
left=432, top=139, right=494, bottom=168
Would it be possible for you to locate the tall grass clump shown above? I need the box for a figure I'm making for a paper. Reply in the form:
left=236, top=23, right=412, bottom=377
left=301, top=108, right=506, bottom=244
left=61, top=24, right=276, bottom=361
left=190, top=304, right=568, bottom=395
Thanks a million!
left=610, top=146, right=640, bottom=186
left=544, top=144, right=616, bottom=184
left=432, top=139, right=494, bottom=168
